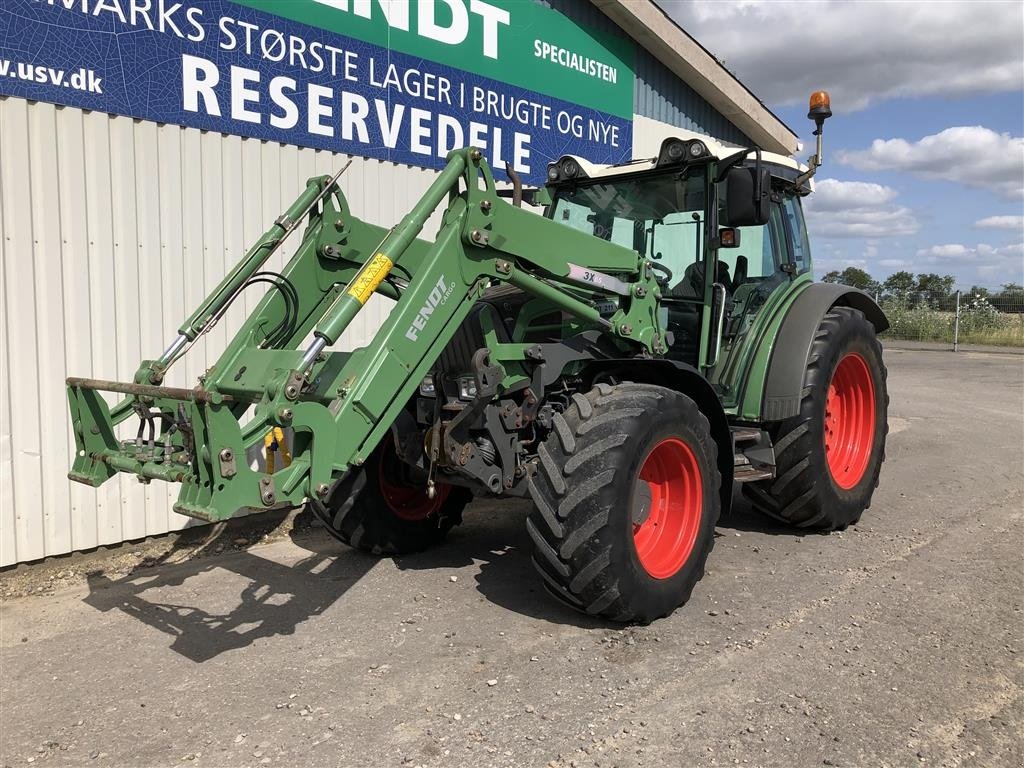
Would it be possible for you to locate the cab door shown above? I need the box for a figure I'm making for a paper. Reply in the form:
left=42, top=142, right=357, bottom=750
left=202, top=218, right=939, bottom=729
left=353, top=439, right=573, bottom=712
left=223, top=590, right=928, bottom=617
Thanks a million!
left=709, top=192, right=800, bottom=406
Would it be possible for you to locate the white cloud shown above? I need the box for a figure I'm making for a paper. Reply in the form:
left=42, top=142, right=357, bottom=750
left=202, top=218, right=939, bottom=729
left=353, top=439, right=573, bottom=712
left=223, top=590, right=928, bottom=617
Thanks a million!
left=837, top=127, right=1024, bottom=200
left=878, top=259, right=910, bottom=268
left=804, top=178, right=919, bottom=238
left=916, top=242, right=1023, bottom=278
left=808, top=180, right=897, bottom=212
left=656, top=0, right=1024, bottom=112
left=974, top=215, right=1024, bottom=231
left=916, top=244, right=971, bottom=260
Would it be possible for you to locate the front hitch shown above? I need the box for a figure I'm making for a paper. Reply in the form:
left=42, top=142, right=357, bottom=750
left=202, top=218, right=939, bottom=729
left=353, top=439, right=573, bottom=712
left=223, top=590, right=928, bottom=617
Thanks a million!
left=65, top=377, right=308, bottom=522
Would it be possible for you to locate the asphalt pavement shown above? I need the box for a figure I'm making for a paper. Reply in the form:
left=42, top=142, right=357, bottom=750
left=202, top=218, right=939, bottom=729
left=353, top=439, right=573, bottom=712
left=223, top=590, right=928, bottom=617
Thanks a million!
left=1, top=348, right=1022, bottom=768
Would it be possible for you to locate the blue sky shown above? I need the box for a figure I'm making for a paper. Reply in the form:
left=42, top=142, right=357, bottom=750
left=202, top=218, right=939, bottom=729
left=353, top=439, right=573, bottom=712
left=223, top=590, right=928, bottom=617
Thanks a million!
left=657, top=0, right=1024, bottom=289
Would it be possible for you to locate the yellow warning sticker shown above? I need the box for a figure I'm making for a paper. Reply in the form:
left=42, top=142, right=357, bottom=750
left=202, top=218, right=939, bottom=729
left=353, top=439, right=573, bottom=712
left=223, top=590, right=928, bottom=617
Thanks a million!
left=346, top=253, right=393, bottom=304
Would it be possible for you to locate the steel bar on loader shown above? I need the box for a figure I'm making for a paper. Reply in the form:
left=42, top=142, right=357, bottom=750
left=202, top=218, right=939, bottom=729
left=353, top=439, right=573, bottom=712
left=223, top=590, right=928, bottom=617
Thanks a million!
left=301, top=153, right=468, bottom=367
left=66, top=377, right=234, bottom=403
left=178, top=163, right=351, bottom=344
left=506, top=269, right=610, bottom=328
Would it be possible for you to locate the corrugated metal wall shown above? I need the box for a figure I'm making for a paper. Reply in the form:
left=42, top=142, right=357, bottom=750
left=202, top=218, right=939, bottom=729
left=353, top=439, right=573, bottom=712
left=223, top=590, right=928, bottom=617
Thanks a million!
left=0, top=98, right=450, bottom=566
left=633, top=54, right=752, bottom=147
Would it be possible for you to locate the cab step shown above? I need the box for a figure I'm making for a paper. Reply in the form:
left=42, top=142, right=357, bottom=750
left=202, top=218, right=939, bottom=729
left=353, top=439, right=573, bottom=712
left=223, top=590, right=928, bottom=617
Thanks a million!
left=731, top=426, right=776, bottom=483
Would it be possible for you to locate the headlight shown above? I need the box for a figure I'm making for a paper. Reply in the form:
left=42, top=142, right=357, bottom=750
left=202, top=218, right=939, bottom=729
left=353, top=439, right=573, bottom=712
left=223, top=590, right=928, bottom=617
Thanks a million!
left=657, top=138, right=709, bottom=167
left=458, top=376, right=478, bottom=400
left=418, top=375, right=436, bottom=397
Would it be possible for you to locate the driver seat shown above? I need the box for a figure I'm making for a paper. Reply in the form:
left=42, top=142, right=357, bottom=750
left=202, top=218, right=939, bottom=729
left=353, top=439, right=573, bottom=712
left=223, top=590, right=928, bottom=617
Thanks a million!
left=678, top=260, right=734, bottom=297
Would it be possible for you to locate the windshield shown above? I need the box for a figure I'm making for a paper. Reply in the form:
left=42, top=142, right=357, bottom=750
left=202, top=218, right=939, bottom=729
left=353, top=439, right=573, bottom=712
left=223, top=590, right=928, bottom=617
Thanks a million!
left=550, top=171, right=706, bottom=296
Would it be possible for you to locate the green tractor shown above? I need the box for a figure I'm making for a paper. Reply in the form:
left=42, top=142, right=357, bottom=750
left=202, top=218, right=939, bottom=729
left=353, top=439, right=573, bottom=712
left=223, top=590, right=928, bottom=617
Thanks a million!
left=67, top=91, right=887, bottom=623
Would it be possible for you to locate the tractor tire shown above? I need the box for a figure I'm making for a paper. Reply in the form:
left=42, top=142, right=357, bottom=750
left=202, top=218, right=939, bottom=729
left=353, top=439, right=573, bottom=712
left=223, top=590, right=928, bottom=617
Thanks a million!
left=310, top=434, right=471, bottom=556
left=527, top=383, right=721, bottom=624
left=743, top=306, right=888, bottom=530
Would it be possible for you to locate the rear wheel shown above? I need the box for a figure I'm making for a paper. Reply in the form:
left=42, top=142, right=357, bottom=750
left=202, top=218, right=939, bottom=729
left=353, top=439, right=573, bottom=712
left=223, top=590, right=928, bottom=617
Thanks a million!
left=311, top=434, right=471, bottom=555
left=527, top=383, right=721, bottom=624
left=743, top=306, right=888, bottom=529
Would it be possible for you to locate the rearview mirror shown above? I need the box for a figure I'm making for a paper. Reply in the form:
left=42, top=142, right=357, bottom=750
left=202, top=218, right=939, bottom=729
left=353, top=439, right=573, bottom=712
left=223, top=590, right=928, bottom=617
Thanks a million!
left=723, top=166, right=770, bottom=227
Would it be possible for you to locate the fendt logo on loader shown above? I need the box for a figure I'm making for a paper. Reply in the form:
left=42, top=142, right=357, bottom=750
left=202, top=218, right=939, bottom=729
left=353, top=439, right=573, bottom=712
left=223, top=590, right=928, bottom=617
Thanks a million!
left=406, top=276, right=456, bottom=341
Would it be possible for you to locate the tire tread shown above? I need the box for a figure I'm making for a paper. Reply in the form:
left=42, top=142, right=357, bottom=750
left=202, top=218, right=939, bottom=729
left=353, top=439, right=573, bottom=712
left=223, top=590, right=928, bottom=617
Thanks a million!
left=527, top=383, right=721, bottom=623
left=742, top=306, right=888, bottom=530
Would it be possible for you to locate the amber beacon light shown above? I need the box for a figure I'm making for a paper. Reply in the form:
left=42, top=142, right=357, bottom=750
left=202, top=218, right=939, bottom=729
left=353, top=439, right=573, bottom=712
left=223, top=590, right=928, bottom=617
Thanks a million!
left=794, top=90, right=834, bottom=187
left=808, top=90, right=832, bottom=123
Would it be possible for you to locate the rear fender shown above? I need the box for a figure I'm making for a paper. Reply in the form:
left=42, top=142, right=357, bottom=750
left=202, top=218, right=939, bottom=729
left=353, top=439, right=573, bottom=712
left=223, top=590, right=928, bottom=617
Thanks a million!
left=582, top=360, right=733, bottom=517
left=761, top=284, right=888, bottom=421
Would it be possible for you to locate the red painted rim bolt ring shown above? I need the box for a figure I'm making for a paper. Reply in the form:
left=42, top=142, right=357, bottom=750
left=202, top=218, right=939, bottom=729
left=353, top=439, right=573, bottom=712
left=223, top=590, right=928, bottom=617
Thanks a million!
left=633, top=438, right=703, bottom=579
left=824, top=352, right=876, bottom=490
left=378, top=444, right=449, bottom=522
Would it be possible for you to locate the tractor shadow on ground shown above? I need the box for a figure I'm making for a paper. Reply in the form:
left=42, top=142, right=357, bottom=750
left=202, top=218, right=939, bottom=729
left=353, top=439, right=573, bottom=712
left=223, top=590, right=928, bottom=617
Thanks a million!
left=82, top=510, right=377, bottom=663
left=395, top=493, right=817, bottom=627
left=715, top=489, right=821, bottom=536
left=392, top=499, right=612, bottom=629
left=79, top=493, right=810, bottom=660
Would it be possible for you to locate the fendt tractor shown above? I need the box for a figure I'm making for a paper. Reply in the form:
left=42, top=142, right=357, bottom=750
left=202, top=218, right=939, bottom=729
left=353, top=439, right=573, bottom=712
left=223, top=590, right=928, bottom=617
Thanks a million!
left=67, top=91, right=888, bottom=622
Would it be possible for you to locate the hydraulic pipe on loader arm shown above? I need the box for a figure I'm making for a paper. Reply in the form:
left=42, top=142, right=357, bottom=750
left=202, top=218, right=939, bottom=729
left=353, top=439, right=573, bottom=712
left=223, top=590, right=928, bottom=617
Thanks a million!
left=145, top=163, right=352, bottom=387
left=67, top=148, right=664, bottom=523
left=298, top=152, right=469, bottom=370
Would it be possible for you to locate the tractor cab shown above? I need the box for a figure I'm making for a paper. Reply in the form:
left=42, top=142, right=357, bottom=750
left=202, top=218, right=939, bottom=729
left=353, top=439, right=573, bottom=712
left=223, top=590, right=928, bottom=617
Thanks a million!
left=542, top=132, right=816, bottom=394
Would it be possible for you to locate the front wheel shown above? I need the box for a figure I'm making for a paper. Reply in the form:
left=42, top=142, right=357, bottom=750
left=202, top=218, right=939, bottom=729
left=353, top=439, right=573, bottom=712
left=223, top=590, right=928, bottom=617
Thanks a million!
left=310, top=434, right=471, bottom=555
left=743, top=306, right=888, bottom=530
left=527, top=383, right=721, bottom=624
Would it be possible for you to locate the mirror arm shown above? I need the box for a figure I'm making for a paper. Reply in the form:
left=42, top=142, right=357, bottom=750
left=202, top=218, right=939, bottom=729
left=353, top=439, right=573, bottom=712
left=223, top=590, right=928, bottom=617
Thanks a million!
left=752, top=147, right=764, bottom=207
left=715, top=146, right=756, bottom=183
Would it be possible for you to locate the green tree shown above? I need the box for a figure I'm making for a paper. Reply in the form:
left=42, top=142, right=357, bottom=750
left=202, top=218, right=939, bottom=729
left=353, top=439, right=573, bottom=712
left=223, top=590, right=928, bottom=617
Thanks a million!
left=914, top=273, right=955, bottom=296
left=826, top=266, right=878, bottom=292
left=914, top=273, right=955, bottom=309
left=882, top=271, right=916, bottom=301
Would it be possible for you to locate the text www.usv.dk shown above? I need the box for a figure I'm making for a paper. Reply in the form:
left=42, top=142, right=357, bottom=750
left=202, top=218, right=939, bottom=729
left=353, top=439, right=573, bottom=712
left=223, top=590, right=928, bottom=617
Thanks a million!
left=0, top=60, right=103, bottom=93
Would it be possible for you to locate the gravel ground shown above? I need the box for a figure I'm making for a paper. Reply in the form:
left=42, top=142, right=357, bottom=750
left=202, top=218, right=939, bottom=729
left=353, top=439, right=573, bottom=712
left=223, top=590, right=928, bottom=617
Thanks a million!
left=1, top=348, right=1021, bottom=768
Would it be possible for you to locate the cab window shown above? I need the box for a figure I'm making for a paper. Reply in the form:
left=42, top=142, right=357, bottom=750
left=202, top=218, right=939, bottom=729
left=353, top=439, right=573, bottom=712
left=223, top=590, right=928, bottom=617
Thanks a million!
left=781, top=195, right=811, bottom=274
left=550, top=171, right=707, bottom=296
left=715, top=201, right=787, bottom=284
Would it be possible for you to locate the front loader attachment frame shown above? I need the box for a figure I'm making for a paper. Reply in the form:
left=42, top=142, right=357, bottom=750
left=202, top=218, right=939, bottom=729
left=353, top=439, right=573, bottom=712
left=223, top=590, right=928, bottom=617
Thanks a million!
left=67, top=148, right=665, bottom=522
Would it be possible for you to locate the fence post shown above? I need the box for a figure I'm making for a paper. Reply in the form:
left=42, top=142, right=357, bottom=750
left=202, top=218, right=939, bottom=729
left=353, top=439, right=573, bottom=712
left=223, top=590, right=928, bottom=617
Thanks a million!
left=953, top=290, right=961, bottom=352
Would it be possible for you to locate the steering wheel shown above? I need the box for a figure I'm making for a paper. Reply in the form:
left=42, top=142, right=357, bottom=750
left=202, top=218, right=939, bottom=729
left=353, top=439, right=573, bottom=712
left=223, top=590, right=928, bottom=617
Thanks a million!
left=649, top=261, right=673, bottom=286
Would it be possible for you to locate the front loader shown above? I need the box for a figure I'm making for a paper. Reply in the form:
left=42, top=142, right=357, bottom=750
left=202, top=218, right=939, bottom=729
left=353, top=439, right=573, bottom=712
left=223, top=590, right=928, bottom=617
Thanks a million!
left=67, top=91, right=888, bottom=623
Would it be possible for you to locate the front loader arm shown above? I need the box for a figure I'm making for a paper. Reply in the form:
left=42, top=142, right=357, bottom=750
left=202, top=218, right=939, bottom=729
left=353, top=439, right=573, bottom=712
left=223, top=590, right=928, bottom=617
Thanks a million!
left=67, top=148, right=664, bottom=522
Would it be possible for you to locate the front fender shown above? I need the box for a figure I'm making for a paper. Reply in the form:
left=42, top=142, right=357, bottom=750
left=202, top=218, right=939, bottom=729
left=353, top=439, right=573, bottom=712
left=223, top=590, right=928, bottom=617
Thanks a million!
left=761, top=284, right=888, bottom=421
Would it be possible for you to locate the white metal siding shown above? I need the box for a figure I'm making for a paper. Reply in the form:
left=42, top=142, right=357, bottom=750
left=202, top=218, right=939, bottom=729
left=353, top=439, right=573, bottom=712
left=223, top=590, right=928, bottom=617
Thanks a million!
left=0, top=98, right=447, bottom=566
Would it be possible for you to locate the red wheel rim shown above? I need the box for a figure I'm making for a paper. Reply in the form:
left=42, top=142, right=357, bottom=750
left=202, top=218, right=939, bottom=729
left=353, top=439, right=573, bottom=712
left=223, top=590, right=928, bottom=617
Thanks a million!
left=632, top=438, right=703, bottom=579
left=824, top=352, right=876, bottom=489
left=377, top=442, right=449, bottom=522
